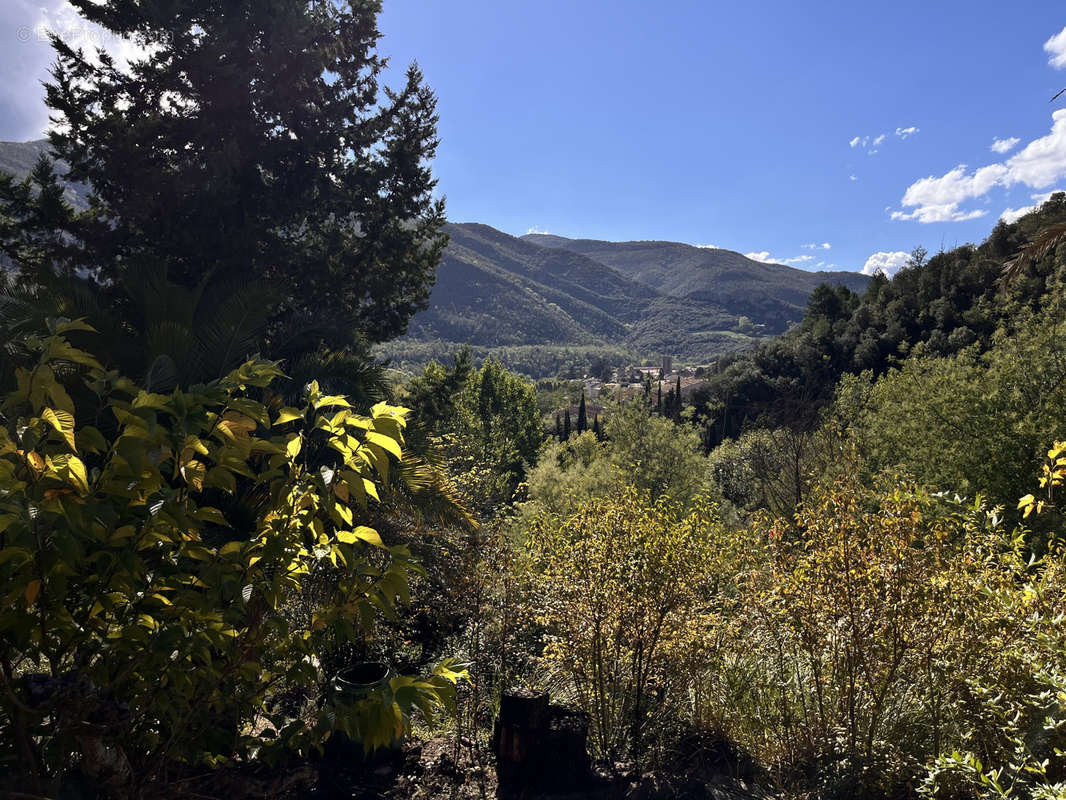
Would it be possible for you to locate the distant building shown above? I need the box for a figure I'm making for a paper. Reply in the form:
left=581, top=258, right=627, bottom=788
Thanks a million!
left=662, top=355, right=673, bottom=374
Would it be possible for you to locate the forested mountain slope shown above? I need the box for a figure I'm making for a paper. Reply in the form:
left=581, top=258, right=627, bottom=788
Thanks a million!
left=384, top=223, right=868, bottom=372
left=523, top=232, right=870, bottom=328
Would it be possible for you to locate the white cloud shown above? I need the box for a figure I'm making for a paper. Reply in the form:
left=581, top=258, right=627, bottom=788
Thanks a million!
left=746, top=250, right=827, bottom=268
left=525, top=225, right=552, bottom=235
left=1001, top=206, right=1032, bottom=224
left=849, top=174, right=858, bottom=181
left=801, top=242, right=832, bottom=250
left=862, top=251, right=911, bottom=277
left=695, top=244, right=719, bottom=249
left=1045, top=25, right=1066, bottom=69
left=891, top=163, right=1004, bottom=222
left=990, top=136, right=1021, bottom=154
left=1001, top=110, right=1066, bottom=187
left=892, top=111, right=1066, bottom=222
left=1000, top=191, right=1059, bottom=223
left=851, top=128, right=917, bottom=155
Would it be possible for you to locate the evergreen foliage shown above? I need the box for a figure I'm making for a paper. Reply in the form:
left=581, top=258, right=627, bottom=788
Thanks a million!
left=2, top=0, right=446, bottom=348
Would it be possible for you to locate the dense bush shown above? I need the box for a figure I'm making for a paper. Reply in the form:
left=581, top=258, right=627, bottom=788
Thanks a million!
left=523, top=488, right=727, bottom=763
left=0, top=324, right=463, bottom=797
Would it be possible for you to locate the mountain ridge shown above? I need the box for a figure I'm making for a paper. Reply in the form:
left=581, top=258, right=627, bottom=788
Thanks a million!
left=386, top=222, right=869, bottom=370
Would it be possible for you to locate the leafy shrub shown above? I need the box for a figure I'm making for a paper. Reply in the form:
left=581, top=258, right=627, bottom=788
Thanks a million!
left=0, top=322, right=463, bottom=796
left=523, top=487, right=726, bottom=762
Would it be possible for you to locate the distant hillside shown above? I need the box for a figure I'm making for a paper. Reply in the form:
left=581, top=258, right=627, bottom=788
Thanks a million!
left=523, top=234, right=870, bottom=323
left=0, top=139, right=90, bottom=210
left=379, top=223, right=869, bottom=374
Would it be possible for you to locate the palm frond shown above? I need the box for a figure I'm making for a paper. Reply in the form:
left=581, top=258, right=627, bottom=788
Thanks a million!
left=1002, top=221, right=1066, bottom=285
left=283, top=348, right=390, bottom=408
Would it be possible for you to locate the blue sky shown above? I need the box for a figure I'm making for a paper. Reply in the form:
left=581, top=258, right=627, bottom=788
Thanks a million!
left=375, top=1, right=1066, bottom=275
left=3, top=2, right=1065, bottom=276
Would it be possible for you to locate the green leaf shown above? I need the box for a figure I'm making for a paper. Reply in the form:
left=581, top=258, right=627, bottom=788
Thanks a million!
left=193, top=507, right=229, bottom=526
left=55, top=318, right=97, bottom=334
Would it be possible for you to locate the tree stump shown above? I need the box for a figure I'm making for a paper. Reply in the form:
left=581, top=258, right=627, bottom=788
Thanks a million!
left=493, top=689, right=591, bottom=796
left=493, top=688, right=550, bottom=790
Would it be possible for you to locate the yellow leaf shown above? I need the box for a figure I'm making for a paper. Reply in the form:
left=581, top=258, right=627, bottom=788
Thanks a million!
left=40, top=408, right=77, bottom=450
left=182, top=435, right=209, bottom=456
left=313, top=394, right=352, bottom=411
left=354, top=526, right=385, bottom=548
left=365, top=431, right=402, bottom=460
left=66, top=456, right=89, bottom=494
left=274, top=407, right=303, bottom=426
left=25, top=579, right=41, bottom=605
left=334, top=503, right=353, bottom=525
left=286, top=434, right=302, bottom=460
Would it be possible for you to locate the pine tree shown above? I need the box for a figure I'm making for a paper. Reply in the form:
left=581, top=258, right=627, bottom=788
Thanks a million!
left=564, top=408, right=572, bottom=440
left=28, top=0, right=446, bottom=344
left=577, top=391, right=588, bottom=434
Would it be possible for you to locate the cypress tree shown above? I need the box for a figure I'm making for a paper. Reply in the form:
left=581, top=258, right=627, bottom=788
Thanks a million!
left=657, top=381, right=662, bottom=413
left=24, top=0, right=446, bottom=344
left=555, top=414, right=563, bottom=442
left=592, top=414, right=602, bottom=440
left=577, top=391, right=588, bottom=434
left=563, top=408, right=572, bottom=440
left=675, top=375, right=683, bottom=419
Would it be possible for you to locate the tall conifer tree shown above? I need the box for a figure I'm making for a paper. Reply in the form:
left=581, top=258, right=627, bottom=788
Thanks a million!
left=27, top=0, right=446, bottom=344
left=577, top=391, right=587, bottom=434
